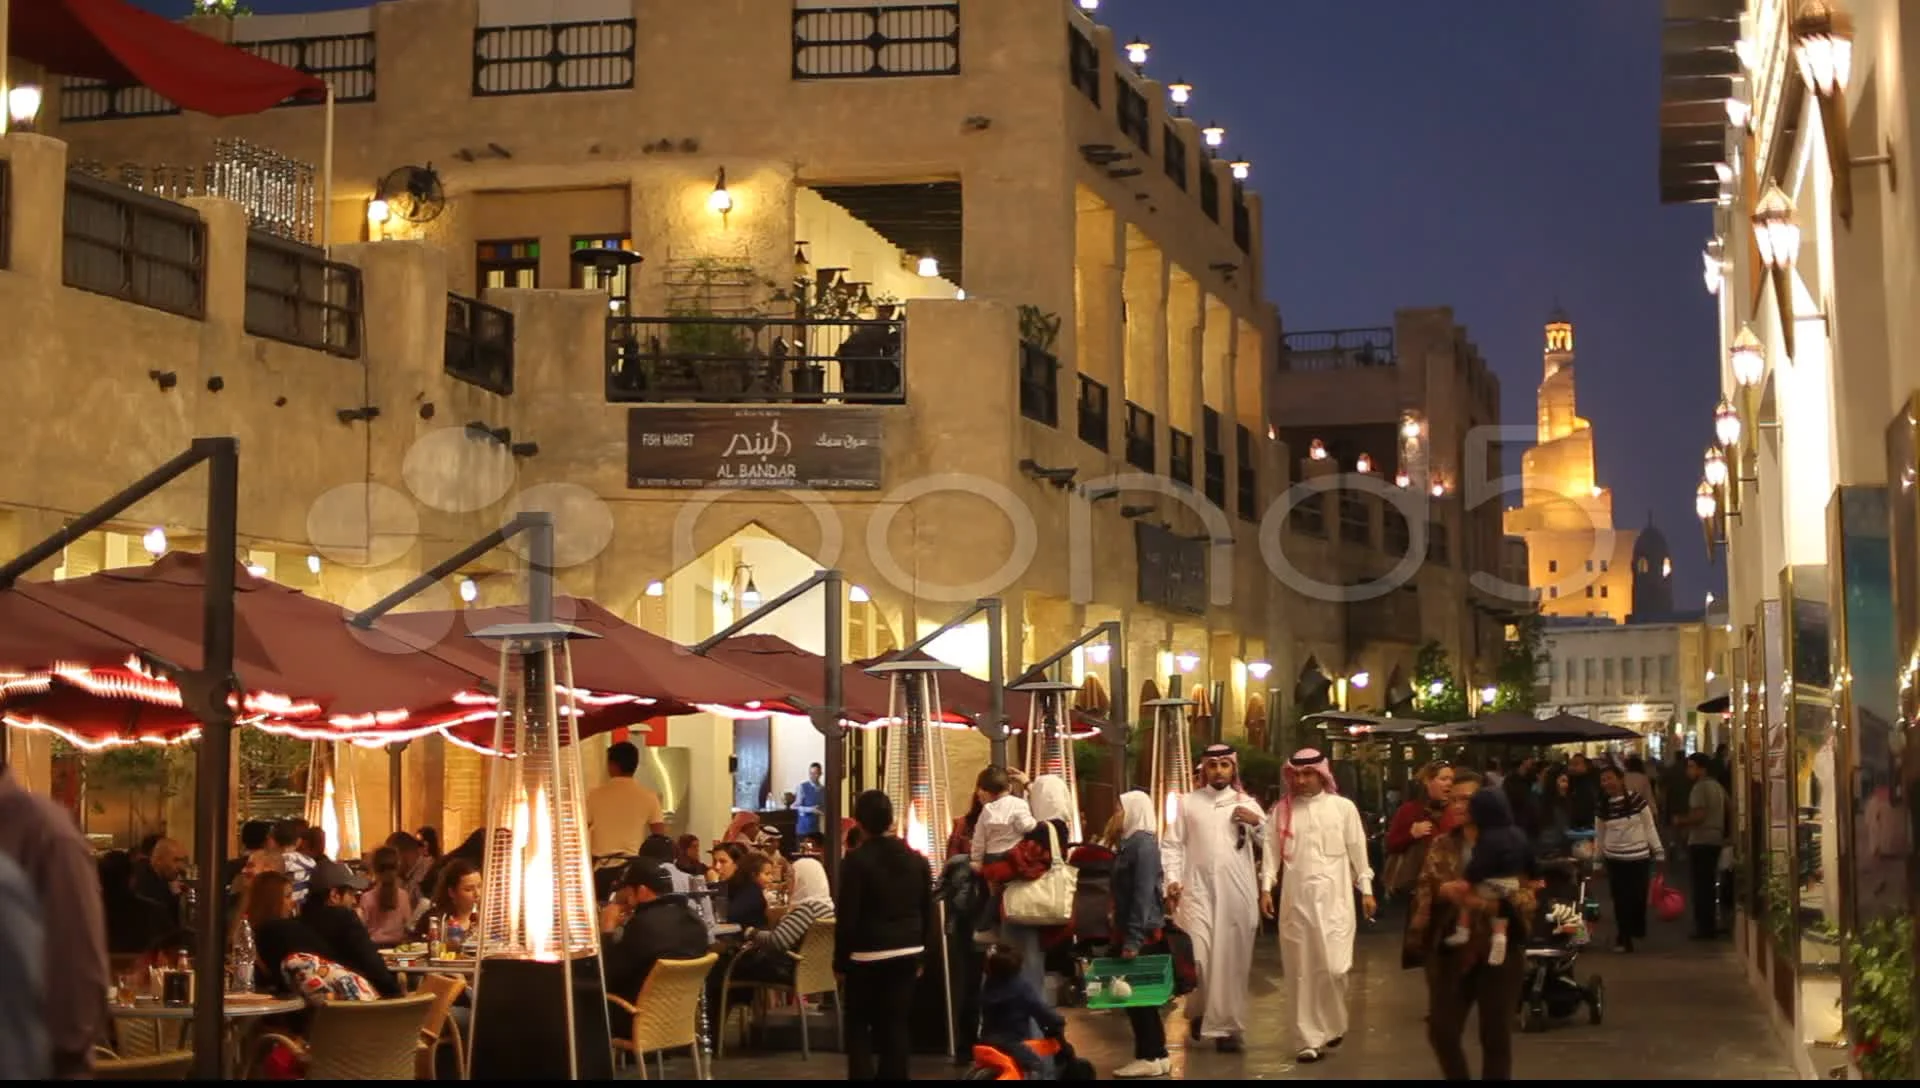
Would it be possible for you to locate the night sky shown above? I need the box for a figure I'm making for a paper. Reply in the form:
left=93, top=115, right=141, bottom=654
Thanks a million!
left=134, top=0, right=1720, bottom=604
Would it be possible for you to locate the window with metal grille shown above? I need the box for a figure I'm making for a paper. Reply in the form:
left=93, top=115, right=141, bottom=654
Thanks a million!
left=1290, top=494, right=1325, bottom=537
left=1078, top=375, right=1110, bottom=451
left=478, top=238, right=539, bottom=289
left=1163, top=126, right=1188, bottom=190
left=1115, top=76, right=1150, bottom=151
left=1200, top=169, right=1219, bottom=222
left=1234, top=423, right=1256, bottom=522
left=1069, top=22, right=1100, bottom=104
left=1338, top=491, right=1369, bottom=545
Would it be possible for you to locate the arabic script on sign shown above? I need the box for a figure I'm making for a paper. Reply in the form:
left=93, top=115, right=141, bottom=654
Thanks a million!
left=814, top=433, right=872, bottom=450
left=721, top=419, right=793, bottom=461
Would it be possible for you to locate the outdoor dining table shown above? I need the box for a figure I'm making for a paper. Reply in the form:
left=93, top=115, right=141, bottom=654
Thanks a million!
left=108, top=994, right=305, bottom=1076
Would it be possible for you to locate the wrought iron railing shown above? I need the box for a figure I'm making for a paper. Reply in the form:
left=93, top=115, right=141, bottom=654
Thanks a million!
left=62, top=172, right=206, bottom=319
left=1281, top=327, right=1397, bottom=371
left=1124, top=401, right=1155, bottom=472
left=606, top=314, right=905, bottom=404
left=1077, top=374, right=1109, bottom=451
left=793, top=3, right=960, bottom=79
left=1018, top=342, right=1059, bottom=427
left=1163, top=127, right=1188, bottom=190
left=1199, top=168, right=1219, bottom=222
left=243, top=232, right=362, bottom=357
left=61, top=33, right=375, bottom=122
left=1169, top=428, right=1194, bottom=488
left=1068, top=21, right=1100, bottom=105
left=1115, top=75, right=1150, bottom=152
left=473, top=19, right=636, bottom=96
left=446, top=293, right=515, bottom=395
left=71, top=139, right=317, bottom=245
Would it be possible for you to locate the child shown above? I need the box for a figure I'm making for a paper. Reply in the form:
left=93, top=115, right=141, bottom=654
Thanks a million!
left=1444, top=788, right=1535, bottom=966
left=969, top=765, right=1035, bottom=934
left=979, top=943, right=1066, bottom=1078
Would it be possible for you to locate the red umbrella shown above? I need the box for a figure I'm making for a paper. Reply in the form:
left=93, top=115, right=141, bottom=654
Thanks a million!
left=857, top=649, right=1106, bottom=738
left=710, top=635, right=972, bottom=726
left=25, top=552, right=499, bottom=743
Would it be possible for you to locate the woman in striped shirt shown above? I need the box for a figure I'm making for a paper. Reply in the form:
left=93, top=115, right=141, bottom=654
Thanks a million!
left=1594, top=765, right=1665, bottom=953
left=730, top=858, right=836, bottom=984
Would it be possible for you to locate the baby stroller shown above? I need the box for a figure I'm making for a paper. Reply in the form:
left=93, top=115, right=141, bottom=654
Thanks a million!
left=1517, top=856, right=1604, bottom=1033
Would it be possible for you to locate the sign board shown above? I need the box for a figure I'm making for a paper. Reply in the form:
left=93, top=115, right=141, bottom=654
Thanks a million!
left=626, top=407, right=884, bottom=490
left=1135, top=521, right=1208, bottom=616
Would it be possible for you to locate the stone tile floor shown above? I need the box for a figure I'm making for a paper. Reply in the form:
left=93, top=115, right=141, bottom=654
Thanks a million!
left=649, top=906, right=1800, bottom=1081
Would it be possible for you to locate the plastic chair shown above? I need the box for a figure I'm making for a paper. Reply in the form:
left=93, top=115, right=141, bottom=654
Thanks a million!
left=717, top=920, right=842, bottom=1059
left=609, top=953, right=717, bottom=1080
left=251, top=991, right=437, bottom=1080
left=93, top=1049, right=194, bottom=1079
left=414, top=973, right=468, bottom=1080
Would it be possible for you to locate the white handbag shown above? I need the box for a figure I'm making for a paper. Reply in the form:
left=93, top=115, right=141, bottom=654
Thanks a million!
left=1001, top=823, right=1078, bottom=927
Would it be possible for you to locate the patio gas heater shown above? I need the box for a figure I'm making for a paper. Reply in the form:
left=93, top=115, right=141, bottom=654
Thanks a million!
left=302, top=741, right=361, bottom=861
left=1011, top=680, right=1085, bottom=843
left=1143, top=697, right=1196, bottom=836
left=866, top=659, right=958, bottom=1057
left=466, top=620, right=611, bottom=1080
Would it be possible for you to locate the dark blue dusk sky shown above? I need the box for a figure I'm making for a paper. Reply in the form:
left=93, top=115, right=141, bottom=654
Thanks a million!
left=137, top=0, right=1720, bottom=603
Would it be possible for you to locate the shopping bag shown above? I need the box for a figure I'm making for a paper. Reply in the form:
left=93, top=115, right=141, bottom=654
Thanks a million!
left=1649, top=872, right=1686, bottom=923
left=1003, top=824, right=1078, bottom=927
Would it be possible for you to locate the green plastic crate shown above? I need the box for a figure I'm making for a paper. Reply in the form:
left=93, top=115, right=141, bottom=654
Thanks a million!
left=1083, top=955, right=1174, bottom=1010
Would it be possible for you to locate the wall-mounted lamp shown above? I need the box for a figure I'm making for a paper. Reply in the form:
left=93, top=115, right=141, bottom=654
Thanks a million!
left=1479, top=685, right=1498, bottom=703
left=1729, top=324, right=1765, bottom=388
left=1695, top=480, right=1717, bottom=522
left=1124, top=39, right=1150, bottom=68
left=1725, top=95, right=1751, bottom=129
left=708, top=167, right=734, bottom=218
left=849, top=584, right=871, bottom=603
left=142, top=528, right=169, bottom=557
left=1355, top=452, right=1373, bottom=474
left=1168, top=78, right=1192, bottom=115
left=6, top=84, right=42, bottom=133
left=307, top=554, right=323, bottom=576
left=1348, top=670, right=1370, bottom=689
left=916, top=254, right=940, bottom=278
left=1400, top=417, right=1423, bottom=439
left=1174, top=651, right=1199, bottom=674
left=459, top=576, right=479, bottom=603
left=1792, top=3, right=1894, bottom=231
left=1201, top=122, right=1226, bottom=151
left=738, top=565, right=762, bottom=610
left=1429, top=480, right=1447, bottom=499
left=366, top=197, right=391, bottom=240
left=1247, top=660, right=1272, bottom=681
left=1702, top=244, right=1727, bottom=296
left=1714, top=398, right=1742, bottom=447
left=1076, top=0, right=1098, bottom=11
left=643, top=580, right=665, bottom=598
left=246, top=562, right=269, bottom=578
left=1395, top=472, right=1412, bottom=489
left=1229, top=160, right=1251, bottom=181
left=1087, top=642, right=1112, bottom=665
left=1307, top=438, right=1328, bottom=461
left=1751, top=184, right=1801, bottom=357
left=1704, top=445, right=1729, bottom=488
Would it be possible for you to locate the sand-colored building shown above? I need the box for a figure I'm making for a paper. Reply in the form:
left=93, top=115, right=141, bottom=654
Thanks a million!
left=1504, top=310, right=1640, bottom=621
left=0, top=0, right=1296, bottom=850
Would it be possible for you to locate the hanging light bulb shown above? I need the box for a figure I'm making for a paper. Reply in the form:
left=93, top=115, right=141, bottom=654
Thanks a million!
left=1704, top=446, right=1729, bottom=488
left=1125, top=39, right=1150, bottom=66
left=1714, top=398, right=1742, bottom=447
left=1430, top=481, right=1446, bottom=498
left=1175, top=651, right=1200, bottom=674
left=142, top=528, right=168, bottom=557
left=849, top=585, right=871, bottom=603
left=740, top=571, right=763, bottom=610
left=1087, top=642, right=1112, bottom=665
left=1247, top=660, right=1272, bottom=681
left=459, top=577, right=479, bottom=603
left=917, top=255, right=940, bottom=278
left=1729, top=325, right=1765, bottom=387
left=1696, top=481, right=1718, bottom=521
left=643, top=580, right=665, bottom=597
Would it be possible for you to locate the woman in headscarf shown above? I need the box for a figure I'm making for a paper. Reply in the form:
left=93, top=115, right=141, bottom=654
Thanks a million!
left=729, top=857, right=835, bottom=985
left=1108, top=790, right=1171, bottom=1079
left=1025, top=775, right=1075, bottom=843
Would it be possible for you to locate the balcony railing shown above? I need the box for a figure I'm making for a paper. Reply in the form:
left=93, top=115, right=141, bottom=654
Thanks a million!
left=1069, top=21, right=1100, bottom=105
left=446, top=293, right=515, bottom=395
left=1019, top=342, right=1060, bottom=427
left=243, top=232, right=363, bottom=357
left=62, top=172, right=205, bottom=320
left=1281, top=327, right=1397, bottom=371
left=606, top=314, right=904, bottom=404
left=1169, top=429, right=1194, bottom=488
left=1125, top=402, right=1155, bottom=472
left=1077, top=374, right=1109, bottom=451
left=1115, top=75, right=1151, bottom=152
left=793, top=3, right=960, bottom=79
left=473, top=19, right=636, bottom=96
left=61, top=32, right=376, bottom=122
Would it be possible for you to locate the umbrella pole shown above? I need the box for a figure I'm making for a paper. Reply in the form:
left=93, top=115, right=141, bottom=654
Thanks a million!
left=985, top=600, right=1006, bottom=768
left=822, top=570, right=845, bottom=883
left=190, top=439, right=241, bottom=1081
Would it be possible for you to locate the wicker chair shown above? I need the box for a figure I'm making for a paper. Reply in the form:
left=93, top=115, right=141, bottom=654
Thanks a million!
left=111, top=1014, right=188, bottom=1057
left=415, top=973, right=469, bottom=1080
left=717, top=920, right=841, bottom=1059
left=92, top=1049, right=193, bottom=1079
left=609, top=953, right=716, bottom=1080
left=251, top=991, right=437, bottom=1080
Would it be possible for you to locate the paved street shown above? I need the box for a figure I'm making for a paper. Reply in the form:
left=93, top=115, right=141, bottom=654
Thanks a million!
left=679, top=904, right=1799, bottom=1081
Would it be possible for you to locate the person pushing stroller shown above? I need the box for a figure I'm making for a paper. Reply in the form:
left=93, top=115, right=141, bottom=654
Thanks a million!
left=1443, top=789, right=1536, bottom=966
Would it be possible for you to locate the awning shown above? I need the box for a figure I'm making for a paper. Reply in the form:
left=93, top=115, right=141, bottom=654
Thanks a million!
left=9, top=0, right=328, bottom=116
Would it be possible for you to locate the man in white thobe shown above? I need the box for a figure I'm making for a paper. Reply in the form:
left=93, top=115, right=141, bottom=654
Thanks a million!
left=1163, top=744, right=1264, bottom=1052
left=1263, top=747, right=1374, bottom=1064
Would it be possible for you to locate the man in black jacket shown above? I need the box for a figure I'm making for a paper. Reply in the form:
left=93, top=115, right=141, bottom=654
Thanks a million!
left=600, top=858, right=710, bottom=1040
left=299, top=860, right=403, bottom=998
left=834, top=790, right=938, bottom=1081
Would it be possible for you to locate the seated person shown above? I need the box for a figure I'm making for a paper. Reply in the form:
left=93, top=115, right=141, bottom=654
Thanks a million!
left=727, top=858, right=834, bottom=986
left=600, top=858, right=711, bottom=1040
left=299, top=860, right=403, bottom=998
left=979, top=943, right=1066, bottom=1078
left=410, top=859, right=481, bottom=948
left=639, top=834, right=713, bottom=931
left=724, top=853, right=771, bottom=929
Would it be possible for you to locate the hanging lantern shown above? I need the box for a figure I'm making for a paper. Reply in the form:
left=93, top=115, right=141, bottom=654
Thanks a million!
left=1142, top=697, right=1196, bottom=835
left=302, top=741, right=361, bottom=862
left=1012, top=680, right=1086, bottom=843
left=867, top=661, right=958, bottom=871
left=467, top=622, right=612, bottom=1080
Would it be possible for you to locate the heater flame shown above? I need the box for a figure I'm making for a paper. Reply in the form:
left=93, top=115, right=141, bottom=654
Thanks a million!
left=318, top=774, right=340, bottom=852
left=519, top=786, right=559, bottom=961
left=905, top=801, right=931, bottom=856
left=1163, top=790, right=1182, bottom=830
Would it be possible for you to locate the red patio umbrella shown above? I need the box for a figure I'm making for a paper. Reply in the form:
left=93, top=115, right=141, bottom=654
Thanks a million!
left=859, top=648, right=1108, bottom=738
left=709, top=634, right=971, bottom=726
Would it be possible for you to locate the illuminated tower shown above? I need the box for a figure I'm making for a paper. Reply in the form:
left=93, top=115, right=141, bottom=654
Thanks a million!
left=1503, top=309, right=1639, bottom=622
